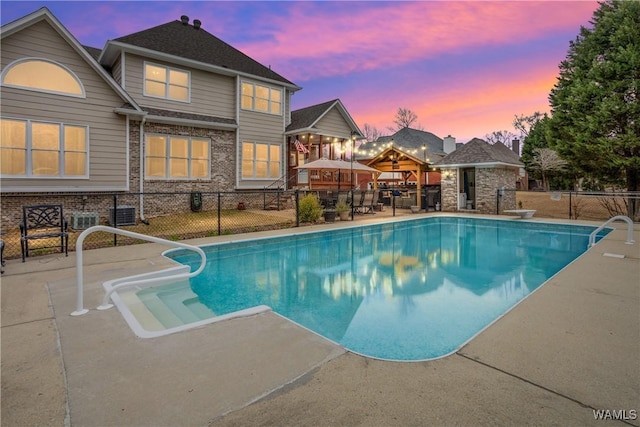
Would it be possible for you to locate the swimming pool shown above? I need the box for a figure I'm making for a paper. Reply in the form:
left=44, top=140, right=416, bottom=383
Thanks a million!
left=114, top=217, right=610, bottom=360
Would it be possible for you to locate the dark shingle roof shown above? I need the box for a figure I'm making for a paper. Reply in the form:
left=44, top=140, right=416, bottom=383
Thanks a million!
left=434, top=138, right=523, bottom=166
left=286, top=99, right=338, bottom=131
left=143, top=107, right=236, bottom=126
left=83, top=45, right=102, bottom=61
left=358, top=127, right=446, bottom=160
left=113, top=19, right=295, bottom=86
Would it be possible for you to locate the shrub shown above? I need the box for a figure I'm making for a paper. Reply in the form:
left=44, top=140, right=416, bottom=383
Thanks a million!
left=299, top=194, right=323, bottom=223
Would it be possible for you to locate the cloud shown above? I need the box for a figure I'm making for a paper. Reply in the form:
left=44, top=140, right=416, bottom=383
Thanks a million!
left=238, top=1, right=598, bottom=82
left=347, top=54, right=561, bottom=141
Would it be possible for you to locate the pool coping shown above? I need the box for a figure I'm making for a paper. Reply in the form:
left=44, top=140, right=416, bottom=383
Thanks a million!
left=2, top=212, right=638, bottom=426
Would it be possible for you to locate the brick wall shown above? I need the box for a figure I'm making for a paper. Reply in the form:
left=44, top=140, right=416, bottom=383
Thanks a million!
left=440, top=168, right=458, bottom=212
left=439, top=166, right=518, bottom=214
left=127, top=121, right=238, bottom=218
left=476, top=167, right=518, bottom=214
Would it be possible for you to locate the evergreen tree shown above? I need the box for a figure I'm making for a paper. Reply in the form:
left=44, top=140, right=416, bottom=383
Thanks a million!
left=548, top=0, right=639, bottom=208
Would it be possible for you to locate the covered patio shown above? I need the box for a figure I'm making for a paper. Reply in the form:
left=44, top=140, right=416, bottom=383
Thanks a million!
left=365, top=146, right=441, bottom=210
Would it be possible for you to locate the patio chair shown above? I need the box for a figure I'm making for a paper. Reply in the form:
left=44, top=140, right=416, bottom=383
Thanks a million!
left=20, top=204, right=69, bottom=262
left=353, top=191, right=366, bottom=214
left=360, top=191, right=375, bottom=214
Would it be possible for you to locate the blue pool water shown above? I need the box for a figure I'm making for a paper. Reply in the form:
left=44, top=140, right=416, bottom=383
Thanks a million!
left=164, top=217, right=609, bottom=361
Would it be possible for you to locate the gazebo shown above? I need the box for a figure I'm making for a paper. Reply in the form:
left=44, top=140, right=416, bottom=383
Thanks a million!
left=364, top=146, right=438, bottom=209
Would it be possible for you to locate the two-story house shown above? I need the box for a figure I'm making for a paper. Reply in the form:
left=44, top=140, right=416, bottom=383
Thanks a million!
left=1, top=7, right=363, bottom=226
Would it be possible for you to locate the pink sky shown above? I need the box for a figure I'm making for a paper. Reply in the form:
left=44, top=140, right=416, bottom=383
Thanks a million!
left=2, top=1, right=601, bottom=142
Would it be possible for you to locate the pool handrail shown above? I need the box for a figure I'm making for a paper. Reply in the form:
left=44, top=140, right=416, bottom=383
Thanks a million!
left=71, top=225, right=206, bottom=316
left=588, top=215, right=635, bottom=248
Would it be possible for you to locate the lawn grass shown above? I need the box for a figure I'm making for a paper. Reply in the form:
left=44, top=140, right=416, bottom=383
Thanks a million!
left=2, top=209, right=296, bottom=260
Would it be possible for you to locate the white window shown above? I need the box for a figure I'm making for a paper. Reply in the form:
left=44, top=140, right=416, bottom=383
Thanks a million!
left=144, top=63, right=190, bottom=102
left=242, top=142, right=281, bottom=179
left=241, top=82, right=282, bottom=115
left=0, top=118, right=88, bottom=177
left=145, top=135, right=210, bottom=180
left=1, top=58, right=85, bottom=97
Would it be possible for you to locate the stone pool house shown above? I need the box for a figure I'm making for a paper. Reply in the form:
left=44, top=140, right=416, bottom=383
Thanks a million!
left=0, top=8, right=364, bottom=226
left=434, top=138, right=523, bottom=214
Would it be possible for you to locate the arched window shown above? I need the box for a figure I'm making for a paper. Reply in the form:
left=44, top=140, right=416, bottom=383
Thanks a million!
left=1, top=58, right=85, bottom=97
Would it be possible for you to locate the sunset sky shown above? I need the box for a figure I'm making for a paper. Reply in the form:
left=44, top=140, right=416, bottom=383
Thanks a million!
left=1, top=1, right=600, bottom=142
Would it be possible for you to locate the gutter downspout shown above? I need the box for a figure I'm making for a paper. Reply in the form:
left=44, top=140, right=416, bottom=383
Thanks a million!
left=139, top=116, right=150, bottom=225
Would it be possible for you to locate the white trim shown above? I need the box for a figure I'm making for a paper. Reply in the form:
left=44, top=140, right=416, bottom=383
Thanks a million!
left=100, top=41, right=301, bottom=92
left=0, top=8, right=143, bottom=112
left=143, top=133, right=211, bottom=181
left=0, top=185, right=129, bottom=192
left=142, top=114, right=236, bottom=130
left=240, top=80, right=283, bottom=116
left=142, top=61, right=191, bottom=103
left=0, top=117, right=90, bottom=179
left=436, top=161, right=522, bottom=168
left=1, top=57, right=86, bottom=98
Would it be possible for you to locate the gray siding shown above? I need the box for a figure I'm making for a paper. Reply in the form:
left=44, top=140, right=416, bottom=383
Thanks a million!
left=123, top=54, right=235, bottom=119
left=315, top=107, right=351, bottom=137
left=1, top=20, right=128, bottom=192
left=112, top=55, right=122, bottom=85
left=237, top=80, right=286, bottom=188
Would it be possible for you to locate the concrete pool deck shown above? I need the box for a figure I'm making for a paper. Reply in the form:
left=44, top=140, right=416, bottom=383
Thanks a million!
left=1, top=213, right=638, bottom=426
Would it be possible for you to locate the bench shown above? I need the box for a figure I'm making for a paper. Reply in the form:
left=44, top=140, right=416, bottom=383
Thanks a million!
left=504, top=209, right=536, bottom=219
left=20, top=204, right=69, bottom=262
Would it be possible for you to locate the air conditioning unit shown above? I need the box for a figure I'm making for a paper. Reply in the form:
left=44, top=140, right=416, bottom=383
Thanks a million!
left=109, top=206, right=136, bottom=226
left=72, top=212, right=99, bottom=230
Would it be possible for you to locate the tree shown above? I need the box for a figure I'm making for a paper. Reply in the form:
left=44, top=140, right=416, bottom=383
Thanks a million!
left=513, top=112, right=546, bottom=140
left=391, top=107, right=421, bottom=131
left=529, top=148, right=568, bottom=190
left=520, top=114, right=551, bottom=172
left=547, top=0, right=640, bottom=214
left=484, top=130, right=517, bottom=149
left=361, top=123, right=382, bottom=142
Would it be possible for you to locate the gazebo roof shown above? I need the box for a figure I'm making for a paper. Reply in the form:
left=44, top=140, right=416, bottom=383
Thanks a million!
left=358, top=127, right=446, bottom=160
left=434, top=138, right=523, bottom=167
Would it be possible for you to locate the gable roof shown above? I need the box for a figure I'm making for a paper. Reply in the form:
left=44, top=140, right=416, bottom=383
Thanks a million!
left=101, top=18, right=300, bottom=90
left=286, top=99, right=362, bottom=137
left=1, top=8, right=144, bottom=116
left=358, top=127, right=446, bottom=162
left=434, top=138, right=523, bottom=167
left=380, top=128, right=445, bottom=155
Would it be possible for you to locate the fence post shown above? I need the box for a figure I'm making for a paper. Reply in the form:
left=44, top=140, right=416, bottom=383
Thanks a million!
left=569, top=191, right=572, bottom=219
left=217, top=192, right=222, bottom=235
left=112, top=194, right=118, bottom=246
left=295, top=190, right=300, bottom=227
left=277, top=188, right=281, bottom=211
left=496, top=189, right=500, bottom=215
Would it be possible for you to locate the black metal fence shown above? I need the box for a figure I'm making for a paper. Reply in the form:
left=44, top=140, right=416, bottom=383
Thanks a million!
left=499, top=190, right=640, bottom=222
left=0, top=190, right=299, bottom=261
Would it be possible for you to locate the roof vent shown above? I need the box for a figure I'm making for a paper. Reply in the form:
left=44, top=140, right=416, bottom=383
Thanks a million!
left=180, top=15, right=189, bottom=25
left=193, top=19, right=201, bottom=29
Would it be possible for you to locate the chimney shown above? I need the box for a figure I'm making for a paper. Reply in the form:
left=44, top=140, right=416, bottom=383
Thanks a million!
left=443, top=135, right=456, bottom=154
left=512, top=139, right=520, bottom=156
left=180, top=15, right=189, bottom=25
left=193, top=19, right=201, bottom=29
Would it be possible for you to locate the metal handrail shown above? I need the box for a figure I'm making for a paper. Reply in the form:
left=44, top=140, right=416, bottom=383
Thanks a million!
left=588, top=215, right=635, bottom=248
left=71, top=225, right=206, bottom=316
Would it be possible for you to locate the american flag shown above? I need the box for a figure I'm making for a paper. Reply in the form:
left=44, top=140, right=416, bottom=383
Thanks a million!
left=294, top=139, right=309, bottom=154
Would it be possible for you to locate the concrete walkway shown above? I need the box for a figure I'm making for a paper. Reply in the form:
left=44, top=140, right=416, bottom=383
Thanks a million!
left=1, top=215, right=638, bottom=426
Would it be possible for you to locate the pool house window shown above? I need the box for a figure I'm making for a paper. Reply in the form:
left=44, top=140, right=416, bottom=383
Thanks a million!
left=0, top=118, right=88, bottom=177
left=144, top=62, right=190, bottom=102
left=145, top=135, right=210, bottom=180
left=241, top=142, right=281, bottom=179
left=241, top=82, right=282, bottom=115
